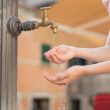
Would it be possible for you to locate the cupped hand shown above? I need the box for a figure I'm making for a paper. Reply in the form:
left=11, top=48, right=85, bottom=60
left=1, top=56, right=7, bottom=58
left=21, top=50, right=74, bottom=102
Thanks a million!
left=43, top=66, right=85, bottom=86
left=44, top=45, right=77, bottom=64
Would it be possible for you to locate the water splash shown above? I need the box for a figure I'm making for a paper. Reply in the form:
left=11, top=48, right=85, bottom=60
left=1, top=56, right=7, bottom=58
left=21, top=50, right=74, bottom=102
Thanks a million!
left=57, top=98, right=67, bottom=110
left=57, top=93, right=67, bottom=110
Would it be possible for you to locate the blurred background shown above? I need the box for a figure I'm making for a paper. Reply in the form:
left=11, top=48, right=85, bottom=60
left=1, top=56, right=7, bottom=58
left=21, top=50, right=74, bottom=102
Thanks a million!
left=17, top=0, right=110, bottom=110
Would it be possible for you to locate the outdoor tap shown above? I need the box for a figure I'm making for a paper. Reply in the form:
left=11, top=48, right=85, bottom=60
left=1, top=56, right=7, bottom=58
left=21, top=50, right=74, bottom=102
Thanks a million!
left=7, top=7, right=58, bottom=37
left=36, top=7, right=58, bottom=35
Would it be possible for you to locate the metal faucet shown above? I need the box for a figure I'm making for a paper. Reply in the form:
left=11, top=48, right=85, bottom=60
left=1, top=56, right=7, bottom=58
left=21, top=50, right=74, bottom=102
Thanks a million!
left=36, top=7, right=58, bottom=35
left=7, top=7, right=58, bottom=36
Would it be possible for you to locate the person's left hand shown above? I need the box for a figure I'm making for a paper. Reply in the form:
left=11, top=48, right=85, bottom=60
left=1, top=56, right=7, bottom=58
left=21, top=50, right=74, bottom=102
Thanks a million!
left=43, top=66, right=85, bottom=86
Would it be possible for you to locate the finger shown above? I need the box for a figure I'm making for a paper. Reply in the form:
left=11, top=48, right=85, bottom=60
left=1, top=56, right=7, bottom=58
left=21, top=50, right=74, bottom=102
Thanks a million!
left=44, top=49, right=57, bottom=62
left=44, top=52, right=52, bottom=62
left=43, top=71, right=69, bottom=82
left=54, top=52, right=68, bottom=62
left=55, top=46, right=61, bottom=53
left=43, top=73, right=69, bottom=86
left=54, top=53, right=64, bottom=63
left=56, top=72, right=69, bottom=81
left=43, top=72, right=68, bottom=83
left=52, top=78, right=69, bottom=86
left=49, top=53, right=62, bottom=64
left=45, top=72, right=69, bottom=84
left=44, top=74, right=69, bottom=86
left=46, top=55, right=52, bottom=62
left=43, top=73, right=60, bottom=82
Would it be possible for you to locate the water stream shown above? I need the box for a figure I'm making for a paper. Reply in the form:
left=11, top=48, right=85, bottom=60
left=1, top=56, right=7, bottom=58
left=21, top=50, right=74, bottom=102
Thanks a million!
left=53, top=34, right=67, bottom=110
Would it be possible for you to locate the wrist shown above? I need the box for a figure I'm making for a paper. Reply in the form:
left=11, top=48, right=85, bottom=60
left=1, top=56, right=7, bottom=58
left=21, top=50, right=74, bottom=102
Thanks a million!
left=74, top=47, right=81, bottom=58
left=82, top=65, right=93, bottom=76
left=76, top=65, right=90, bottom=77
left=73, top=65, right=87, bottom=77
left=70, top=46, right=79, bottom=58
left=80, top=66, right=87, bottom=76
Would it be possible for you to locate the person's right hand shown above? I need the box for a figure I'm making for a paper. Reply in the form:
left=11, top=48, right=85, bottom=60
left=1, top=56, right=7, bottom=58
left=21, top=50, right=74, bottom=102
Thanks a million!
left=43, top=65, right=85, bottom=85
left=44, top=45, right=77, bottom=64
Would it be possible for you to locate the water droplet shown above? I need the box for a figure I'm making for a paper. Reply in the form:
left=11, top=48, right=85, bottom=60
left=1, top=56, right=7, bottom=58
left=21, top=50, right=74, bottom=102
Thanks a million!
left=53, top=34, right=57, bottom=40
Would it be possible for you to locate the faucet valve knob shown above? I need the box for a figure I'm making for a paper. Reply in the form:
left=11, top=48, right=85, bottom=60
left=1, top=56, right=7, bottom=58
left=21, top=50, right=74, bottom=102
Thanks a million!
left=40, top=7, right=51, bottom=11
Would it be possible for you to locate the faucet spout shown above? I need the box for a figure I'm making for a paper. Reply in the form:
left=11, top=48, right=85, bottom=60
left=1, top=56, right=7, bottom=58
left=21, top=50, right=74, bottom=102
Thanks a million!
left=37, top=21, right=53, bottom=27
left=50, top=24, right=58, bottom=35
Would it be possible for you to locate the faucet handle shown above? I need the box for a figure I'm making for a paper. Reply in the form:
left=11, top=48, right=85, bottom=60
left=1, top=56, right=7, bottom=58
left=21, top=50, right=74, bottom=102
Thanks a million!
left=40, top=7, right=51, bottom=23
left=40, top=7, right=51, bottom=11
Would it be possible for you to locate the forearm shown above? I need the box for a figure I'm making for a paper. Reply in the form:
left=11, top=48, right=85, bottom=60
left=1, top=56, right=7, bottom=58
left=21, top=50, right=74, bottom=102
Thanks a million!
left=74, top=32, right=110, bottom=62
left=83, top=61, right=110, bottom=76
left=75, top=46, right=110, bottom=62
left=105, top=31, right=110, bottom=47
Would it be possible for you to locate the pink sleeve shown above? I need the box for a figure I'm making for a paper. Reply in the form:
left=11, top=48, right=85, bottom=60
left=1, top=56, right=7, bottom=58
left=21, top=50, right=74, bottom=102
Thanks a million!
left=102, top=0, right=109, bottom=8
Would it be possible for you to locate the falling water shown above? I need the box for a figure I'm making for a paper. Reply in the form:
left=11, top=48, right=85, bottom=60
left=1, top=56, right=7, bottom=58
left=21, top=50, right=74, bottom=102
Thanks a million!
left=53, top=33, right=62, bottom=73
left=53, top=34, right=67, bottom=110
left=53, top=34, right=57, bottom=40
